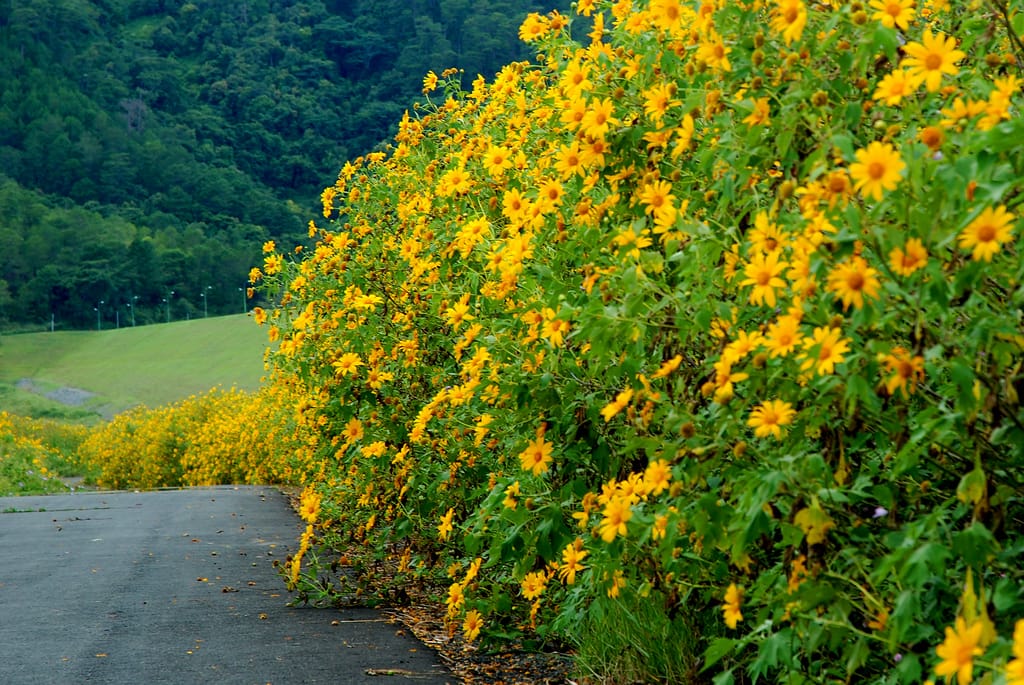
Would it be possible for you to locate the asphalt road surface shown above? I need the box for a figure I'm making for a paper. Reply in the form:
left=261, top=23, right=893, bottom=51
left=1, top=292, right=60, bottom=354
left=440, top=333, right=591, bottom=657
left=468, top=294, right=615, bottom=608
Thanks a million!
left=0, top=486, right=453, bottom=684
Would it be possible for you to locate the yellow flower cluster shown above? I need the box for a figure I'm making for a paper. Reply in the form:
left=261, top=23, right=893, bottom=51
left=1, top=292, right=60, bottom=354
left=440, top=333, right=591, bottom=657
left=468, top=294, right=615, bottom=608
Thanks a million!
left=253, top=0, right=1023, bottom=678
left=77, top=387, right=302, bottom=490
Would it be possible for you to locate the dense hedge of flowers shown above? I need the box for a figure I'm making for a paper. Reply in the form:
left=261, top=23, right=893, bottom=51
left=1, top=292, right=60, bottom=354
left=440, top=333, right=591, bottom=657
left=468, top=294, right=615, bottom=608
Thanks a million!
left=257, top=0, right=1024, bottom=681
left=78, top=387, right=304, bottom=490
left=0, top=412, right=88, bottom=495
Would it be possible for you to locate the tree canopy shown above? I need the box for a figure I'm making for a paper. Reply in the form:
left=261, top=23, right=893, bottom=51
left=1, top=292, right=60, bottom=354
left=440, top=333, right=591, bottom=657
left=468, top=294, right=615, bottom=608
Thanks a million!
left=0, top=0, right=564, bottom=329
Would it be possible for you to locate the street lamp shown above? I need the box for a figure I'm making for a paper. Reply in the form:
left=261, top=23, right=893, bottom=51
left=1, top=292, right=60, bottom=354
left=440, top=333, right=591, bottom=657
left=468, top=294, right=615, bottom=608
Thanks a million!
left=95, top=300, right=104, bottom=331
left=128, top=296, right=138, bottom=327
left=239, top=287, right=247, bottom=313
left=201, top=285, right=212, bottom=318
left=164, top=290, right=175, bottom=323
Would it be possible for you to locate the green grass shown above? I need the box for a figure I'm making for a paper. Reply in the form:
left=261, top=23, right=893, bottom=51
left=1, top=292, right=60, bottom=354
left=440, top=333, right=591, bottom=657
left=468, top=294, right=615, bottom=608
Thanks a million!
left=0, top=314, right=271, bottom=419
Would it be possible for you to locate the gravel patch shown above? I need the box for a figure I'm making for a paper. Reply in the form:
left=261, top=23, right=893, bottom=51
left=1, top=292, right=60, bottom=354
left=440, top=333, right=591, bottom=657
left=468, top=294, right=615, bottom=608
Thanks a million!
left=16, top=378, right=96, bottom=406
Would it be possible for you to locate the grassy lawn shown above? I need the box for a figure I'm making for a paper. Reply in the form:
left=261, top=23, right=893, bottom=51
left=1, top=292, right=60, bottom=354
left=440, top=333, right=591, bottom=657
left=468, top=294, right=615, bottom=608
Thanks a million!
left=0, top=314, right=271, bottom=418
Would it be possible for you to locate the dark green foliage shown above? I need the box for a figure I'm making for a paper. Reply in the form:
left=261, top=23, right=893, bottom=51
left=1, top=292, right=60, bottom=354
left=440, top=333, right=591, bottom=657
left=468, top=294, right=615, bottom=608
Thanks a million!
left=0, top=0, right=565, bottom=329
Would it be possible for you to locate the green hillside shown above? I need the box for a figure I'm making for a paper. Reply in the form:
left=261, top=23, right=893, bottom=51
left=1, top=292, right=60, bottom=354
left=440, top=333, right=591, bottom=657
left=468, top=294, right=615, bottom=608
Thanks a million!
left=0, top=314, right=270, bottom=419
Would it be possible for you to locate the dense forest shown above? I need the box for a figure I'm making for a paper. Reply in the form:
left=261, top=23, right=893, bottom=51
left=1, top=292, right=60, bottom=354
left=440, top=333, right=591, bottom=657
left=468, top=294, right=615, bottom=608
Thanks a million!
left=0, top=0, right=566, bottom=329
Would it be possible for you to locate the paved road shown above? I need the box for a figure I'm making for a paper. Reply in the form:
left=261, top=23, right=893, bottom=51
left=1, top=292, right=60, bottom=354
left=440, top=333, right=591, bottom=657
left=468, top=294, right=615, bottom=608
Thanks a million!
left=0, top=486, right=453, bottom=684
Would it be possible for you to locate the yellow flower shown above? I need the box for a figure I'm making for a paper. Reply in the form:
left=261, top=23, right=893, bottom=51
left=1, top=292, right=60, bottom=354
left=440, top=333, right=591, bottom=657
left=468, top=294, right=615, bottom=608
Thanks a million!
left=642, top=83, right=681, bottom=123
left=764, top=314, right=804, bottom=358
left=518, top=13, right=549, bottom=42
left=443, top=294, right=475, bottom=331
left=263, top=253, right=283, bottom=275
left=826, top=256, right=881, bottom=311
left=649, top=0, right=693, bottom=34
left=934, top=617, right=984, bottom=685
left=889, top=237, right=929, bottom=276
left=482, top=145, right=513, bottom=178
left=332, top=352, right=364, bottom=377
left=462, top=610, right=483, bottom=642
left=560, top=60, right=592, bottom=99
left=601, top=388, right=634, bottom=422
left=770, top=0, right=807, bottom=45
left=902, top=29, right=965, bottom=92
left=869, top=0, right=915, bottom=29
left=540, top=308, right=571, bottom=347
left=881, top=346, right=926, bottom=397
left=748, top=399, right=796, bottom=439
left=957, top=205, right=1015, bottom=262
left=298, top=486, right=321, bottom=524
left=638, top=179, right=678, bottom=229
left=849, top=141, right=905, bottom=201
left=558, top=540, right=588, bottom=585
left=740, top=251, right=789, bottom=308
left=520, top=570, right=548, bottom=600
left=580, top=97, right=619, bottom=139
left=1006, top=619, right=1024, bottom=684
left=799, top=326, right=851, bottom=376
left=722, top=583, right=744, bottom=629
left=422, top=70, right=438, bottom=94
left=597, top=495, right=632, bottom=542
left=873, top=69, right=921, bottom=105
left=696, top=30, right=731, bottom=71
left=437, top=508, right=455, bottom=541
left=446, top=581, right=465, bottom=617
left=518, top=435, right=554, bottom=476
left=723, top=330, right=764, bottom=364
left=652, top=355, right=683, bottom=378
left=554, top=141, right=586, bottom=179
left=742, top=97, right=771, bottom=127
left=643, top=459, right=672, bottom=496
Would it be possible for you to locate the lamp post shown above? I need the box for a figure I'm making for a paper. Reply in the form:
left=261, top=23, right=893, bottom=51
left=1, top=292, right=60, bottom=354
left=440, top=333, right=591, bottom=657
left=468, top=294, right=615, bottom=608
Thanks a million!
left=201, top=285, right=212, bottom=318
left=239, top=287, right=247, bottom=313
left=128, top=296, right=137, bottom=327
left=95, top=300, right=104, bottom=331
left=164, top=290, right=174, bottom=323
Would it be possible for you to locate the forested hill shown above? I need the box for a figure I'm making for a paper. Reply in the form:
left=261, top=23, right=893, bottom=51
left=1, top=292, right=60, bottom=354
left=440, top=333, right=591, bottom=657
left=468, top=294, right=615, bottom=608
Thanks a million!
left=0, top=0, right=563, bottom=329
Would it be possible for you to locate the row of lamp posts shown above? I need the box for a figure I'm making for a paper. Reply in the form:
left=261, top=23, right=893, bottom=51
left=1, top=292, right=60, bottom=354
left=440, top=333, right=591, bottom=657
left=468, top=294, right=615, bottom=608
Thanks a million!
left=90, top=286, right=248, bottom=330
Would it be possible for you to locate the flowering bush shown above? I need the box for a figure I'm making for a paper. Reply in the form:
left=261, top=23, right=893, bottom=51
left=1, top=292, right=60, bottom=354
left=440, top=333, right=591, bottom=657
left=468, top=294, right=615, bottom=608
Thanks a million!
left=0, top=412, right=88, bottom=495
left=78, top=387, right=303, bottom=490
left=258, top=0, right=1024, bottom=681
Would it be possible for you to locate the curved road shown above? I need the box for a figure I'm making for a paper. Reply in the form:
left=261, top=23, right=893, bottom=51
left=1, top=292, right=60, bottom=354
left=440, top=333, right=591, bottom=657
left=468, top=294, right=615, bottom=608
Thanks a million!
left=0, top=486, right=452, bottom=684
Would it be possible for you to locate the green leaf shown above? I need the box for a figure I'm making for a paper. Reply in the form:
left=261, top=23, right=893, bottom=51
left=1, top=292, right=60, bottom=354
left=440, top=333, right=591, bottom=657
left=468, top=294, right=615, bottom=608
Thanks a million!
left=844, top=637, right=870, bottom=675
left=712, top=669, right=735, bottom=685
left=702, top=637, right=738, bottom=671
left=952, top=521, right=996, bottom=566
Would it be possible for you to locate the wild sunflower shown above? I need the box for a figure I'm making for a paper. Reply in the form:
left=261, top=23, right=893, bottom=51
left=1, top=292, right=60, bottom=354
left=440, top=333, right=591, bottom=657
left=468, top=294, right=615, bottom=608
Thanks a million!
left=518, top=435, right=554, bottom=475
left=721, top=583, right=744, bottom=629
left=873, top=69, right=921, bottom=106
left=869, top=0, right=915, bottom=29
left=934, top=617, right=983, bottom=685
left=827, top=255, right=881, bottom=310
left=957, top=205, right=1015, bottom=261
left=748, top=399, right=796, bottom=439
left=902, top=28, right=965, bottom=92
left=889, top=237, right=929, bottom=275
left=770, top=0, right=807, bottom=45
left=799, top=326, right=851, bottom=376
left=849, top=141, right=905, bottom=201
left=740, top=251, right=789, bottom=307
left=764, top=314, right=804, bottom=357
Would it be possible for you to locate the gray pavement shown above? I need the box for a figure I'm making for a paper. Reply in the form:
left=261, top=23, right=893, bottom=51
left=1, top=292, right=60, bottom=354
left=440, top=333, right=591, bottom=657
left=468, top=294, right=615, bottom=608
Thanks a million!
left=0, top=486, right=453, bottom=684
